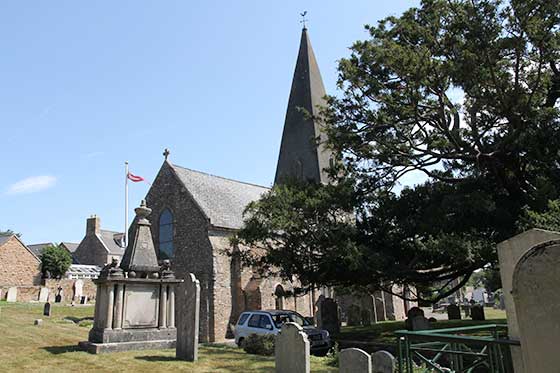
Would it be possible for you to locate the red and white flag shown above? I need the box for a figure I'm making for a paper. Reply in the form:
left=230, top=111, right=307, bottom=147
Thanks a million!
left=127, top=172, right=144, bottom=183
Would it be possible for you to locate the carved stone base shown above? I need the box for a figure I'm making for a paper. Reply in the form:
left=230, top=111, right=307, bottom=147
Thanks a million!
left=88, top=326, right=176, bottom=344
left=78, top=339, right=176, bottom=354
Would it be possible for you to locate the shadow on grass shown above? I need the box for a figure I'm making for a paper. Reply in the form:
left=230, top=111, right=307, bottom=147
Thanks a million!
left=63, top=316, right=94, bottom=324
left=43, top=345, right=81, bottom=354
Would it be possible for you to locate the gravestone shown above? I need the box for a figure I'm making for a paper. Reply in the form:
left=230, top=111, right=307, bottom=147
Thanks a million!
left=340, top=348, right=371, bottom=373
left=275, top=322, right=310, bottom=373
left=407, top=307, right=424, bottom=318
left=34, top=319, right=43, bottom=326
left=55, top=287, right=63, bottom=303
left=74, top=279, right=84, bottom=301
left=43, top=302, right=51, bottom=317
left=176, top=273, right=200, bottom=362
left=6, top=287, right=17, bottom=302
left=38, top=287, right=49, bottom=302
left=447, top=304, right=461, bottom=320
left=410, top=315, right=431, bottom=331
left=361, top=309, right=372, bottom=326
left=512, top=240, right=560, bottom=372
left=347, top=304, right=362, bottom=326
left=470, top=305, right=485, bottom=320
left=373, top=291, right=386, bottom=322
left=316, top=297, right=340, bottom=335
left=372, top=350, right=396, bottom=373
left=80, top=296, right=88, bottom=305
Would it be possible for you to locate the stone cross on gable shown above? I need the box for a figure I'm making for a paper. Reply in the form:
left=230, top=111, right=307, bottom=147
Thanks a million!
left=163, top=148, right=170, bottom=160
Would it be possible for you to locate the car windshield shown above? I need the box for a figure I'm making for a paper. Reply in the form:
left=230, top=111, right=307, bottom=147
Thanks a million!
left=271, top=312, right=310, bottom=328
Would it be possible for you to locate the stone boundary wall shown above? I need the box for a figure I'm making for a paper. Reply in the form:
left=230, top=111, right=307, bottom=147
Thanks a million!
left=1, top=279, right=97, bottom=303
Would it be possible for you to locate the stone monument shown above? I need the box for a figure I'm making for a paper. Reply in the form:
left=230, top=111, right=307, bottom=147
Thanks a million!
left=512, top=239, right=560, bottom=372
left=372, top=350, right=396, bottom=373
left=316, top=296, right=340, bottom=335
left=6, top=287, right=17, bottom=302
left=38, top=287, right=49, bottom=303
left=176, top=273, right=200, bottom=361
left=340, top=348, right=371, bottom=373
left=447, top=304, right=461, bottom=320
left=79, top=200, right=182, bottom=354
left=74, top=279, right=84, bottom=301
left=275, top=322, right=310, bottom=373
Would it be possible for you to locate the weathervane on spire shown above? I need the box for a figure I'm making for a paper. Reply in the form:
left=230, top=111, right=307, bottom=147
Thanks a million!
left=300, top=11, right=308, bottom=29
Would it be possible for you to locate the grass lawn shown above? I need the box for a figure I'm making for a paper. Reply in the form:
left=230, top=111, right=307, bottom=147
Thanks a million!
left=335, top=307, right=507, bottom=347
left=0, top=301, right=336, bottom=373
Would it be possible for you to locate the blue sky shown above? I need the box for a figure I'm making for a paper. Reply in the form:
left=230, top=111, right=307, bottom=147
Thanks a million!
left=0, top=1, right=420, bottom=245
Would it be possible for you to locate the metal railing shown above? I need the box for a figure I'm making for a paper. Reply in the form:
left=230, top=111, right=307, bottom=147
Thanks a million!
left=396, top=324, right=520, bottom=373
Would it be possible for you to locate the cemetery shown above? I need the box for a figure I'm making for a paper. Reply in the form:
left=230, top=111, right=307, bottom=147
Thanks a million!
left=2, top=0, right=560, bottom=372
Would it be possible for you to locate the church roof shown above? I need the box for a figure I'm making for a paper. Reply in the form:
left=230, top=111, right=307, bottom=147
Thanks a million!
left=171, top=164, right=270, bottom=230
left=99, top=230, right=125, bottom=255
left=274, top=27, right=333, bottom=185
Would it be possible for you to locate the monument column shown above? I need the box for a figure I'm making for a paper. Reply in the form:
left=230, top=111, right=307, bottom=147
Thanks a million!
left=105, top=284, right=114, bottom=330
left=113, top=283, right=124, bottom=329
left=159, top=285, right=168, bottom=328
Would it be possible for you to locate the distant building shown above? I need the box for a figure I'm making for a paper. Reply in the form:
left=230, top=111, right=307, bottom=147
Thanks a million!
left=27, top=242, right=55, bottom=259
left=0, top=235, right=41, bottom=287
left=73, top=216, right=125, bottom=266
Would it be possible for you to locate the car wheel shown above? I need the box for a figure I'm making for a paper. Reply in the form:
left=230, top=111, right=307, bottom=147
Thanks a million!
left=237, top=337, right=245, bottom=348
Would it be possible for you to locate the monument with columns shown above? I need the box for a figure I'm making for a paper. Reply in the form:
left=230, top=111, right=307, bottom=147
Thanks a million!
left=79, top=200, right=182, bottom=353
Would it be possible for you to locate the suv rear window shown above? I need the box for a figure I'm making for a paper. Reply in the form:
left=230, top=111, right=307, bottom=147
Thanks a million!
left=237, top=313, right=250, bottom=325
left=247, top=314, right=260, bottom=327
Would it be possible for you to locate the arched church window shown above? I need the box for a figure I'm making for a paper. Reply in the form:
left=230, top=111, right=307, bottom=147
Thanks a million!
left=159, top=209, right=174, bottom=260
left=275, top=285, right=285, bottom=310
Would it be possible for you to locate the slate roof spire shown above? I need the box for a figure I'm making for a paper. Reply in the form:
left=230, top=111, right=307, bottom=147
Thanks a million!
left=274, top=26, right=332, bottom=185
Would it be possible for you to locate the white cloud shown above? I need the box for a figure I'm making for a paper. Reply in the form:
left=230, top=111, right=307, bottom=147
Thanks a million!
left=6, top=175, right=57, bottom=195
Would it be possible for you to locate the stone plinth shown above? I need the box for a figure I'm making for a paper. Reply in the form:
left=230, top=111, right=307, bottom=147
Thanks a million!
left=81, top=277, right=180, bottom=353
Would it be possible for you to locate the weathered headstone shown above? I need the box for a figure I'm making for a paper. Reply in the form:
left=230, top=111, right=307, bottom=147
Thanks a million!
left=340, top=348, right=371, bottom=373
left=38, top=287, right=49, bottom=303
left=80, top=296, right=88, bottom=305
left=43, top=302, right=51, bottom=317
left=74, top=279, right=84, bottom=301
left=407, top=306, right=424, bottom=318
left=6, top=287, right=17, bottom=302
left=410, top=315, right=431, bottom=331
left=470, top=305, right=485, bottom=320
left=176, top=273, right=200, bottom=362
left=447, top=304, right=461, bottom=320
left=347, top=304, right=362, bottom=326
left=55, top=287, right=63, bottom=303
left=512, top=240, right=560, bottom=372
left=275, top=322, right=310, bottom=373
left=372, top=350, right=396, bottom=373
left=361, top=309, right=372, bottom=326
left=317, top=297, right=340, bottom=335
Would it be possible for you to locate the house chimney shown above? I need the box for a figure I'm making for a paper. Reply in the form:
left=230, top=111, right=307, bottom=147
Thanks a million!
left=86, top=215, right=101, bottom=236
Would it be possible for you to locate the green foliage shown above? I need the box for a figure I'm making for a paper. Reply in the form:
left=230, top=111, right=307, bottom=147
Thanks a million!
left=518, top=199, right=560, bottom=232
left=326, top=342, right=340, bottom=367
left=236, top=0, right=560, bottom=302
left=40, top=244, right=72, bottom=279
left=242, top=334, right=276, bottom=356
left=0, top=229, right=20, bottom=237
left=468, top=267, right=502, bottom=293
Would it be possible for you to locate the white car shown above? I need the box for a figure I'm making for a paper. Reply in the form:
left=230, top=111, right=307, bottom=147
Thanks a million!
left=233, top=310, right=331, bottom=355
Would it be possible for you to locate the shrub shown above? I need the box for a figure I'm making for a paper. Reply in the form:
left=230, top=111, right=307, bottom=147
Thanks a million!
left=242, top=333, right=276, bottom=356
left=326, top=342, right=339, bottom=367
left=40, top=244, right=72, bottom=279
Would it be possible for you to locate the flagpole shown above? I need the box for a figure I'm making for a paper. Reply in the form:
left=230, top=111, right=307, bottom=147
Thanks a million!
left=125, top=161, right=129, bottom=248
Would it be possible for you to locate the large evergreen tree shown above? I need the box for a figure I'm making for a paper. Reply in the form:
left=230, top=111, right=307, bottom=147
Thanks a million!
left=236, top=0, right=560, bottom=301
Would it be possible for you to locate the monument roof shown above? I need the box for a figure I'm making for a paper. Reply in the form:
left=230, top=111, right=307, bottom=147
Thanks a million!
left=170, top=163, right=270, bottom=230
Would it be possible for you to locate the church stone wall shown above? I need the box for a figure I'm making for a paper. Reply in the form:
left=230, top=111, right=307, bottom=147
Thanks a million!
left=145, top=161, right=215, bottom=342
left=0, top=236, right=41, bottom=287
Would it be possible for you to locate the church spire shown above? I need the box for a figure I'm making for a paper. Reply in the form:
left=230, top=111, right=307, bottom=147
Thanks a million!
left=274, top=26, right=332, bottom=185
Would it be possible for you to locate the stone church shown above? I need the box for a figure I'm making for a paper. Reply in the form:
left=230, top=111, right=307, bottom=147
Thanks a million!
left=142, top=27, right=409, bottom=342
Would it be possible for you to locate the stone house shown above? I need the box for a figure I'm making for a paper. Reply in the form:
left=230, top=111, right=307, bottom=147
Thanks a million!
left=0, top=235, right=41, bottom=287
left=73, top=216, right=125, bottom=266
